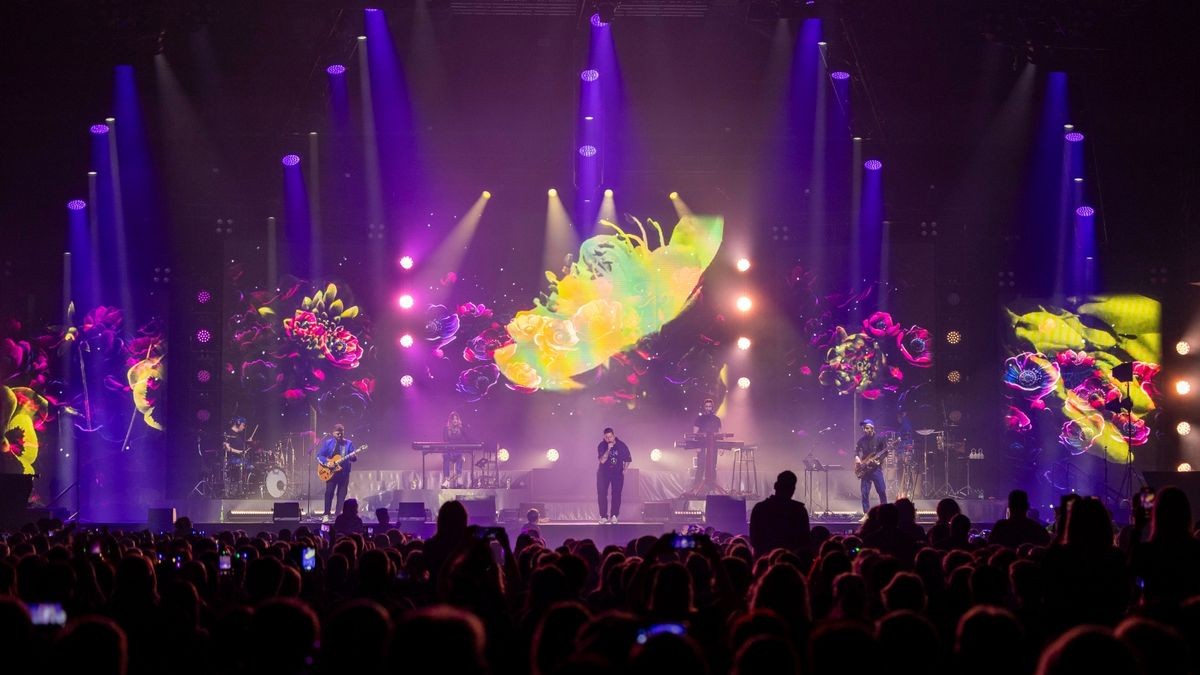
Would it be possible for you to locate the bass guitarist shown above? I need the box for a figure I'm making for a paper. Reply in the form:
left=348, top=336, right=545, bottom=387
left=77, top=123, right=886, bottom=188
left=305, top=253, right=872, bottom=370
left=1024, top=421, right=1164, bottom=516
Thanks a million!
left=317, top=423, right=357, bottom=520
left=855, top=419, right=888, bottom=516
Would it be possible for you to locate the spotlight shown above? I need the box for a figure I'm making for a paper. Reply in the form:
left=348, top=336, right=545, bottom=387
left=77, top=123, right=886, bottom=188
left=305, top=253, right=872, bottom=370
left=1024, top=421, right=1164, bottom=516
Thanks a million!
left=589, top=13, right=608, bottom=27
left=864, top=159, right=883, bottom=171
left=326, top=64, right=346, bottom=75
left=281, top=154, right=301, bottom=167
left=1073, top=177, right=1084, bottom=183
left=90, top=124, right=110, bottom=135
left=497, top=448, right=510, bottom=462
left=578, top=145, right=597, bottom=157
left=1064, top=124, right=1075, bottom=130
left=399, top=255, right=414, bottom=270
left=399, top=334, right=414, bottom=348
left=830, top=71, right=851, bottom=80
left=482, top=190, right=492, bottom=200
left=650, top=448, right=663, bottom=462
left=196, top=289, right=213, bottom=305
left=546, top=448, right=560, bottom=462
left=737, top=337, right=751, bottom=350
left=67, top=199, right=87, bottom=211
left=947, top=370, right=962, bottom=384
left=817, top=41, right=827, bottom=47
left=196, top=409, right=211, bottom=423
left=735, top=296, right=753, bottom=312
left=400, top=374, right=414, bottom=388
left=580, top=69, right=600, bottom=82
left=196, top=369, right=212, bottom=384
left=1178, top=422, right=1192, bottom=436
left=669, top=191, right=679, bottom=200
left=548, top=188, right=558, bottom=197
left=195, top=328, right=213, bottom=344
left=398, top=294, right=414, bottom=309
left=1179, top=463, right=1193, bottom=472
left=604, top=188, right=613, bottom=197
left=1176, top=341, right=1190, bottom=355
left=1065, top=132, right=1085, bottom=142
left=1075, top=206, right=1095, bottom=217
left=105, top=117, right=115, bottom=123
left=1177, top=380, right=1193, bottom=396
left=357, top=35, right=366, bottom=41
left=736, top=258, right=751, bottom=272
left=737, top=377, right=751, bottom=390
left=945, top=330, right=962, bottom=345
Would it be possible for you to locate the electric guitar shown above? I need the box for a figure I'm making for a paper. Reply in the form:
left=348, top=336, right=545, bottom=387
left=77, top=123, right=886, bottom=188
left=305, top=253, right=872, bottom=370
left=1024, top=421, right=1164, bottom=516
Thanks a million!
left=854, top=443, right=889, bottom=479
left=317, top=444, right=369, bottom=482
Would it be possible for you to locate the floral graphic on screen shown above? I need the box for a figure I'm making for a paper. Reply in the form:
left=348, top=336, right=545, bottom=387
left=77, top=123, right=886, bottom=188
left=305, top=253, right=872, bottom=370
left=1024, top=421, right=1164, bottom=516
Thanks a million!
left=815, top=311, right=933, bottom=399
left=1004, top=295, right=1161, bottom=465
left=227, top=276, right=374, bottom=411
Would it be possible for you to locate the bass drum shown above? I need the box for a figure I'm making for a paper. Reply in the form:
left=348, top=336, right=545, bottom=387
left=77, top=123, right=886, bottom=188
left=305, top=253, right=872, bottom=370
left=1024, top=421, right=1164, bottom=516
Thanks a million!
left=264, top=468, right=289, bottom=499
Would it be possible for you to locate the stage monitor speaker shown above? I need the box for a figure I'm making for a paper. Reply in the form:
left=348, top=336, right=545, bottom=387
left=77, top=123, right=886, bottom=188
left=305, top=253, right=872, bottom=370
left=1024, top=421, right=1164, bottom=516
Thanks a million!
left=395, top=502, right=427, bottom=522
left=643, top=501, right=672, bottom=522
left=148, top=507, right=177, bottom=532
left=705, top=496, right=747, bottom=534
left=458, top=497, right=497, bottom=524
left=272, top=502, right=301, bottom=523
left=518, top=502, right=547, bottom=521
left=1143, top=472, right=1200, bottom=523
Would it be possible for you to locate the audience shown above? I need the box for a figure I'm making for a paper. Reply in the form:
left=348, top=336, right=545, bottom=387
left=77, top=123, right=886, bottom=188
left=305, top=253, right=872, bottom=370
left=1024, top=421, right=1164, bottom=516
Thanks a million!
left=0, top=484, right=1196, bottom=675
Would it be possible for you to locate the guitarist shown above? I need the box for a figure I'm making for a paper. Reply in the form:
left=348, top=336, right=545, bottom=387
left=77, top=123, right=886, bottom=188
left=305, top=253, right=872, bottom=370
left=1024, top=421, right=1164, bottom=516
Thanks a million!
left=855, top=419, right=888, bottom=515
left=317, top=423, right=357, bottom=519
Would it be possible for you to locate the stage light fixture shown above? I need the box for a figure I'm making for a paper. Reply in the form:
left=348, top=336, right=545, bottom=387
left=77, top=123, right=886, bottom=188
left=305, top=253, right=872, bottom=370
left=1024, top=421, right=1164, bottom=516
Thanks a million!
left=580, top=69, right=599, bottom=82
left=604, top=188, right=613, bottom=197
left=482, top=190, right=492, bottom=199
left=67, top=199, right=87, bottom=210
left=1075, top=206, right=1095, bottom=217
left=399, top=334, right=414, bottom=348
left=864, top=159, right=883, bottom=171
left=650, top=448, right=663, bottom=462
left=737, top=377, right=751, bottom=390
left=281, top=154, right=300, bottom=167
left=90, top=124, right=110, bottom=135
left=1179, top=463, right=1193, bottom=472
left=196, top=290, right=212, bottom=305
left=497, top=448, right=510, bottom=462
left=578, top=145, right=597, bottom=157
left=735, top=296, right=752, bottom=312
left=945, top=330, right=962, bottom=345
left=326, top=64, right=346, bottom=75
left=830, top=71, right=851, bottom=80
left=196, top=369, right=212, bottom=384
left=546, top=448, right=560, bottom=462
left=1177, top=380, right=1193, bottom=396
left=399, top=255, right=414, bottom=270
left=548, top=188, right=558, bottom=197
left=947, top=370, right=962, bottom=384
left=195, top=328, right=213, bottom=344
left=196, top=409, right=211, bottom=423
left=398, top=294, right=414, bottom=309
left=669, top=191, right=680, bottom=200
left=1178, top=422, right=1192, bottom=436
left=736, top=258, right=751, bottom=272
left=590, top=12, right=608, bottom=27
left=1177, top=341, right=1191, bottom=356
left=584, top=115, right=595, bottom=121
left=1065, top=132, right=1085, bottom=142
left=1073, top=177, right=1084, bottom=183
left=737, top=337, right=751, bottom=350
left=400, top=375, right=414, bottom=388
left=357, top=35, right=366, bottom=41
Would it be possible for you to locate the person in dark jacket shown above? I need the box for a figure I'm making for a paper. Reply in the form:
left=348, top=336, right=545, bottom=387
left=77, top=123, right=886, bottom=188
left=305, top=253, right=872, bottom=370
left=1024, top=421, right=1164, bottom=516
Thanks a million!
left=596, top=427, right=632, bottom=524
left=749, top=471, right=811, bottom=558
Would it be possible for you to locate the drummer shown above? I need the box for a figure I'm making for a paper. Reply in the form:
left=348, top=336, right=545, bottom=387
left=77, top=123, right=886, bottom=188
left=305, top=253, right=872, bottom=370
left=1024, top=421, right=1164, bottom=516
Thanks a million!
left=223, top=417, right=248, bottom=461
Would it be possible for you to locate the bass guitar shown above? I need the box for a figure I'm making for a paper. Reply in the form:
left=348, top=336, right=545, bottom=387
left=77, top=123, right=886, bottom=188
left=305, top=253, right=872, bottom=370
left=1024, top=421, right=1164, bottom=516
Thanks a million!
left=854, top=443, right=889, bottom=479
left=317, top=445, right=369, bottom=482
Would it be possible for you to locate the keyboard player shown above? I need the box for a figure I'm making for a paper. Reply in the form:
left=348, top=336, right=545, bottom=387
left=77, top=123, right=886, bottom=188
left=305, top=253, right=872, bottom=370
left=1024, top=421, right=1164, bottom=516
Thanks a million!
left=441, top=411, right=469, bottom=488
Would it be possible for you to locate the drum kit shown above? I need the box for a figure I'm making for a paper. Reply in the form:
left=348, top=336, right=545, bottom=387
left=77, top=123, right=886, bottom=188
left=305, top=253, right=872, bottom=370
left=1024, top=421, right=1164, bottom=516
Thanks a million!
left=876, top=428, right=978, bottom=500
left=198, top=432, right=311, bottom=499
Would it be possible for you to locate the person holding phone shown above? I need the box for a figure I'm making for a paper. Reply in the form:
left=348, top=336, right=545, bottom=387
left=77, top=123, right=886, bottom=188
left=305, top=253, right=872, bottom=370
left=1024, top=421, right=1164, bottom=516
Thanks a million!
left=597, top=427, right=632, bottom=524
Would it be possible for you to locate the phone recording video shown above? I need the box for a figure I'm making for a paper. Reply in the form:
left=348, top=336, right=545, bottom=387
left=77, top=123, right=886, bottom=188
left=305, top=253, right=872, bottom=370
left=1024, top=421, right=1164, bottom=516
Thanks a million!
left=30, top=603, right=67, bottom=627
left=218, top=553, right=232, bottom=572
left=672, top=534, right=697, bottom=550
left=1139, top=489, right=1156, bottom=511
left=302, top=547, right=317, bottom=572
left=636, top=622, right=686, bottom=645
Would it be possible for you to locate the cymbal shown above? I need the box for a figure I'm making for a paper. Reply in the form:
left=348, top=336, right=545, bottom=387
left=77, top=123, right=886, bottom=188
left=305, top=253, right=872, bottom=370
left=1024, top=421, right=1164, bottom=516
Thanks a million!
left=914, top=429, right=939, bottom=436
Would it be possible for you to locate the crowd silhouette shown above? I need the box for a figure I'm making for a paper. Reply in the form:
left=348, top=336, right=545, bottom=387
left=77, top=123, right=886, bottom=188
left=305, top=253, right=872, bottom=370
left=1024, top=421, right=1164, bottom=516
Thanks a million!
left=1, top=477, right=1198, bottom=675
